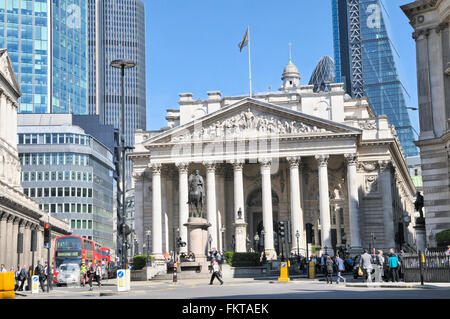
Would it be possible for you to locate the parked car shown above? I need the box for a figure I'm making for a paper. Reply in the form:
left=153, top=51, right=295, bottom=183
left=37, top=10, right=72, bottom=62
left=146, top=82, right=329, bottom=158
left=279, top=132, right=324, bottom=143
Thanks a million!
left=56, top=263, right=80, bottom=287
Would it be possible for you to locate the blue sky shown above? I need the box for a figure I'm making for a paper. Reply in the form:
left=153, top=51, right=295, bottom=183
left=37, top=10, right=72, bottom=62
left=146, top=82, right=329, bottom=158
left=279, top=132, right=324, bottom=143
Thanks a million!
left=143, top=0, right=419, bottom=135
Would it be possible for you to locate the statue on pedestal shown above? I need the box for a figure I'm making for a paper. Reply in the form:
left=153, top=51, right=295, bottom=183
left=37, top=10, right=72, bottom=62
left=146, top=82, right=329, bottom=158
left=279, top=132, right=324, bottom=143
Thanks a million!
left=188, top=170, right=205, bottom=218
left=414, top=191, right=425, bottom=223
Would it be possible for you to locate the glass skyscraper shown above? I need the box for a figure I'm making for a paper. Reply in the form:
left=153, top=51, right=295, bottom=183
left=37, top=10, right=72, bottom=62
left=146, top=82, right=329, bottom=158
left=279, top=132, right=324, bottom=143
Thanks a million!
left=309, top=56, right=336, bottom=93
left=332, top=0, right=418, bottom=157
left=88, top=0, right=146, bottom=188
left=0, top=0, right=88, bottom=114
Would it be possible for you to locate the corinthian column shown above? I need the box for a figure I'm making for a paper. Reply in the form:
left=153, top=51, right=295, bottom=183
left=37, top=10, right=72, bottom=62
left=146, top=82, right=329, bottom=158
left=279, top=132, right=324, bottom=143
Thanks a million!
left=259, top=158, right=276, bottom=259
left=204, top=161, right=218, bottom=250
left=345, top=153, right=362, bottom=252
left=315, top=154, right=332, bottom=255
left=176, top=162, right=189, bottom=254
left=150, top=163, right=163, bottom=258
left=287, top=156, right=305, bottom=255
left=232, top=159, right=247, bottom=253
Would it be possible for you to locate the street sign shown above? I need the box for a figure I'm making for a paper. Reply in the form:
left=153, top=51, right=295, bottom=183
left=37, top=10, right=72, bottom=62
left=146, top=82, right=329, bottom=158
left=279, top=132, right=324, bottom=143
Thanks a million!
left=31, top=276, right=39, bottom=294
left=117, top=269, right=129, bottom=292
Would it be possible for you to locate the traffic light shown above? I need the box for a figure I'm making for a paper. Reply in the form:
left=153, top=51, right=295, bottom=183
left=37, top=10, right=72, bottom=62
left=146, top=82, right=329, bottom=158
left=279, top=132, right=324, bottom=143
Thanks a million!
left=43, top=223, right=51, bottom=247
left=176, top=236, right=186, bottom=248
left=278, top=221, right=286, bottom=240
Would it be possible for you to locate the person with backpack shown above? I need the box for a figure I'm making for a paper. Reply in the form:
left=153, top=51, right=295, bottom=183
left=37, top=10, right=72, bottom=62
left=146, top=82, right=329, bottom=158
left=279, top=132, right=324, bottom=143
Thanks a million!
left=34, top=260, right=46, bottom=292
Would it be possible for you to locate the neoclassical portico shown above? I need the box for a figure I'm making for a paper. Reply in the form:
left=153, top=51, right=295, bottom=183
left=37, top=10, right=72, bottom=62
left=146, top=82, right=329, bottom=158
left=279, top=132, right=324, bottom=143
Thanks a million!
left=131, top=59, right=418, bottom=263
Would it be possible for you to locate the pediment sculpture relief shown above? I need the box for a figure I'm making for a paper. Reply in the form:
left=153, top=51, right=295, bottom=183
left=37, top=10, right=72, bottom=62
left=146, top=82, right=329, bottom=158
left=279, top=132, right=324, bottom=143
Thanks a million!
left=171, top=108, right=333, bottom=142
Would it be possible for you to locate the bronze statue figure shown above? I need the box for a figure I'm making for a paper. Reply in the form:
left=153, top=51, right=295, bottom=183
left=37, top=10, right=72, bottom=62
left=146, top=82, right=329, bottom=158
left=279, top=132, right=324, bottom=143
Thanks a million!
left=188, top=169, right=205, bottom=218
left=414, top=191, right=424, bottom=219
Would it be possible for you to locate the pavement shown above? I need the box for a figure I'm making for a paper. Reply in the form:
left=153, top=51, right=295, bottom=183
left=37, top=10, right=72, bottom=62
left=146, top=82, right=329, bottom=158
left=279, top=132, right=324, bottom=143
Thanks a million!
left=11, top=275, right=450, bottom=300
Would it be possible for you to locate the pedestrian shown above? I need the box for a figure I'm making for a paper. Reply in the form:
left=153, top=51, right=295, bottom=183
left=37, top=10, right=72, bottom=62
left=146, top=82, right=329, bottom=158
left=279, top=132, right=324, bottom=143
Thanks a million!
left=26, top=265, right=33, bottom=291
left=374, top=250, right=385, bottom=283
left=94, top=262, right=102, bottom=287
left=360, top=249, right=373, bottom=283
left=209, top=257, right=223, bottom=285
left=34, top=261, right=46, bottom=292
left=87, top=262, right=95, bottom=291
left=80, top=262, right=87, bottom=286
left=14, top=266, right=20, bottom=291
left=17, top=265, right=27, bottom=291
left=388, top=249, right=400, bottom=282
left=0, top=264, right=6, bottom=273
left=44, top=261, right=53, bottom=290
left=325, top=256, right=334, bottom=284
left=87, top=261, right=101, bottom=290
left=335, top=254, right=346, bottom=284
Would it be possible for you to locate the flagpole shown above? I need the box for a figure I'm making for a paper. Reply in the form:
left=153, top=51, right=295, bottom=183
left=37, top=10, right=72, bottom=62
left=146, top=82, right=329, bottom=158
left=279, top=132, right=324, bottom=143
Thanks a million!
left=248, top=25, right=252, bottom=98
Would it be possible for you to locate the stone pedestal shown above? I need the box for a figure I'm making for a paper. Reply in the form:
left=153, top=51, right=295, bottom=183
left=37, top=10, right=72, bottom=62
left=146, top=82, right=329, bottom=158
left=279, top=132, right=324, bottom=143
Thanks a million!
left=233, top=220, right=248, bottom=253
left=184, top=217, right=211, bottom=272
left=414, top=218, right=426, bottom=252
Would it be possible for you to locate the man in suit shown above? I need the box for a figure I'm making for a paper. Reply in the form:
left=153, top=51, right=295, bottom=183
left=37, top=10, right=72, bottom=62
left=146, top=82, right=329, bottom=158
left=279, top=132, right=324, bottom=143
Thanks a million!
left=360, top=249, right=374, bottom=283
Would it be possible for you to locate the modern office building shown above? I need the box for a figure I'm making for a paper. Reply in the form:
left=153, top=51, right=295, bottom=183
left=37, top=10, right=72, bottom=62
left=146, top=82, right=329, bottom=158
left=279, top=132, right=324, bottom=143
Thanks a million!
left=1, top=49, right=71, bottom=270
left=17, top=113, right=115, bottom=249
left=0, top=0, right=88, bottom=114
left=308, top=56, right=336, bottom=93
left=87, top=0, right=146, bottom=189
left=331, top=0, right=418, bottom=157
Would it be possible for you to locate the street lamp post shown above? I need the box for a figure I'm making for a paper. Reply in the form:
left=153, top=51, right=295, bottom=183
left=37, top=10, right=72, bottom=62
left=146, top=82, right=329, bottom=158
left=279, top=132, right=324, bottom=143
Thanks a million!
left=220, top=227, right=226, bottom=253
left=110, top=59, right=136, bottom=269
left=295, top=230, right=300, bottom=257
left=261, top=229, right=266, bottom=263
left=146, top=230, right=151, bottom=267
left=208, top=234, right=212, bottom=255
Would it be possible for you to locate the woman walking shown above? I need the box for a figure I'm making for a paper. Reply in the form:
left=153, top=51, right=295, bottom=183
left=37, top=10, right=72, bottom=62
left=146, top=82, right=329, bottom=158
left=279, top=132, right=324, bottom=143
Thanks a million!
left=209, top=257, right=223, bottom=285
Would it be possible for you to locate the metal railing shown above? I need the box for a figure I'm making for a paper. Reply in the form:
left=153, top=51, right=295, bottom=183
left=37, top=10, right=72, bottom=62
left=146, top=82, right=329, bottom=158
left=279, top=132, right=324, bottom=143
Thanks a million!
left=402, top=251, right=450, bottom=282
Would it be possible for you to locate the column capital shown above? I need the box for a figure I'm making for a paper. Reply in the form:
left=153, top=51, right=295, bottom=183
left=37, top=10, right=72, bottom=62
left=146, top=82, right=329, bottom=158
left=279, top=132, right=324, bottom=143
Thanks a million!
left=175, top=162, right=190, bottom=173
left=258, top=157, right=272, bottom=168
left=344, top=153, right=358, bottom=166
left=287, top=156, right=302, bottom=168
left=149, top=163, right=162, bottom=175
left=203, top=161, right=217, bottom=172
left=315, top=154, right=329, bottom=167
left=231, top=159, right=245, bottom=170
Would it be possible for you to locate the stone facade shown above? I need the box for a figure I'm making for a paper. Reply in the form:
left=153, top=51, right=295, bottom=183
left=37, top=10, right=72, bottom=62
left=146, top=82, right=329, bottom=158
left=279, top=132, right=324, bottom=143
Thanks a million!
left=0, top=49, right=71, bottom=270
left=130, top=60, right=418, bottom=261
left=401, top=0, right=450, bottom=247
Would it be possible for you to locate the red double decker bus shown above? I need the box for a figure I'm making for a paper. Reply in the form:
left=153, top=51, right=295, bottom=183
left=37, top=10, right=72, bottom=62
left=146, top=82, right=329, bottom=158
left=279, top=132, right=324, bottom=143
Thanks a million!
left=54, top=235, right=105, bottom=281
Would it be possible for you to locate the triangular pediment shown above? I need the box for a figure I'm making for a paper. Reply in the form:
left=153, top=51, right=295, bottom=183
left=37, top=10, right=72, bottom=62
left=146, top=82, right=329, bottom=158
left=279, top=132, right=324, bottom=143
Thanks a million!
left=0, top=49, right=21, bottom=97
left=144, top=98, right=361, bottom=146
